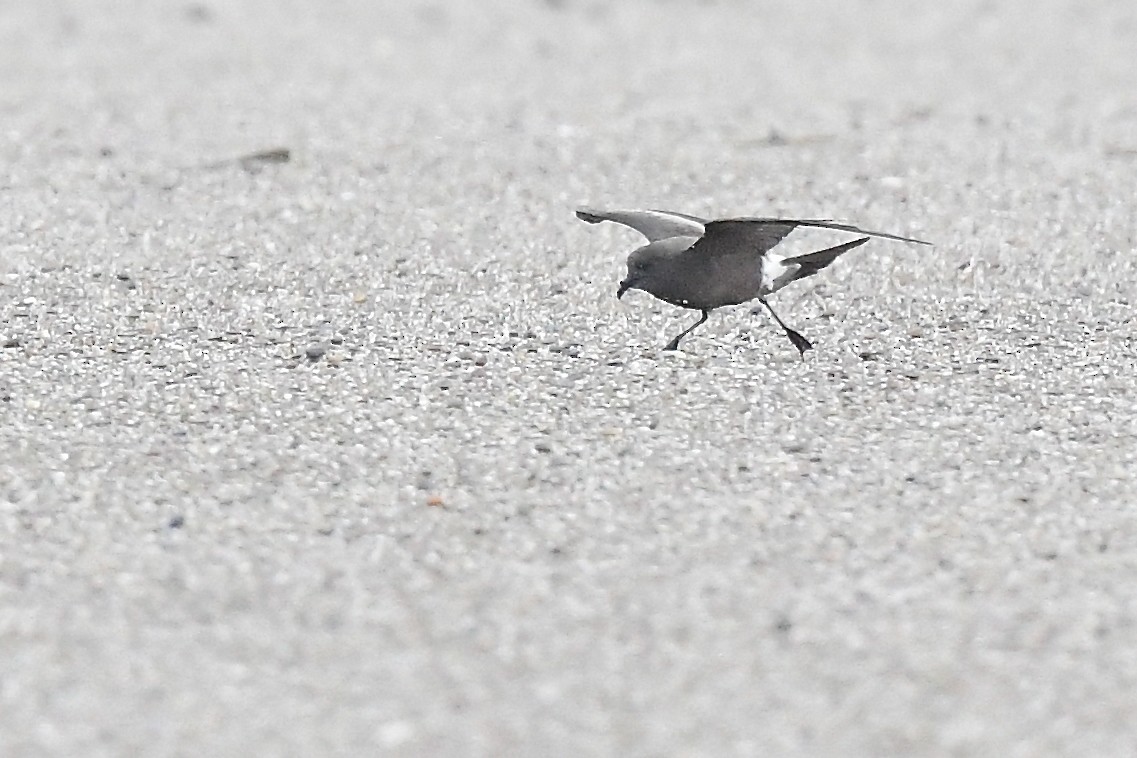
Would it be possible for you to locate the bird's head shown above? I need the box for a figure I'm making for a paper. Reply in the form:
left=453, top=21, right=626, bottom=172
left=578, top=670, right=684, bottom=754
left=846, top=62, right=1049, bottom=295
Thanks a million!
left=617, top=246, right=662, bottom=299
left=616, top=236, right=700, bottom=302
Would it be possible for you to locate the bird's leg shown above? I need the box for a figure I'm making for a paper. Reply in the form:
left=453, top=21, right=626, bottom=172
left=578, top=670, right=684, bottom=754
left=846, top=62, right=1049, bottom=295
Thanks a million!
left=663, top=309, right=710, bottom=351
left=759, top=299, right=812, bottom=359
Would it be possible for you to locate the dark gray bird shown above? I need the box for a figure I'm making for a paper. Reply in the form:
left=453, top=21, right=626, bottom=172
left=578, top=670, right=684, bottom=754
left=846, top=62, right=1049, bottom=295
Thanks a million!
left=577, top=207, right=930, bottom=355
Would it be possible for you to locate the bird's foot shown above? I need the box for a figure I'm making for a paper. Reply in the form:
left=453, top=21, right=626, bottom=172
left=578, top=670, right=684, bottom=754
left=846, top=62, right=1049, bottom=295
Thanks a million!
left=662, top=338, right=681, bottom=351
left=786, top=329, right=813, bottom=359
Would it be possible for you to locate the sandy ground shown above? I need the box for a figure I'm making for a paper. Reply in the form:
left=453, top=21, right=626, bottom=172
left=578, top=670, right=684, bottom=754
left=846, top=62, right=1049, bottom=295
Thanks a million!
left=2, top=1, right=1136, bottom=755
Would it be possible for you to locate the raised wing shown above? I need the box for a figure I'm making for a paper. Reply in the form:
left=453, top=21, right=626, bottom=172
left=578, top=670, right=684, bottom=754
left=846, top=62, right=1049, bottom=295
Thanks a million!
left=729, top=217, right=931, bottom=246
left=690, top=217, right=930, bottom=259
left=686, top=219, right=802, bottom=258
left=576, top=207, right=707, bottom=242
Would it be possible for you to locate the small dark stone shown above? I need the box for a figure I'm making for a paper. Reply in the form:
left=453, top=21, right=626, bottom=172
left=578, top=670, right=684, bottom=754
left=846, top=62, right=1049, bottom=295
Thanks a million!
left=184, top=3, right=214, bottom=23
left=305, top=342, right=329, bottom=361
left=239, top=148, right=291, bottom=172
left=168, top=515, right=185, bottom=529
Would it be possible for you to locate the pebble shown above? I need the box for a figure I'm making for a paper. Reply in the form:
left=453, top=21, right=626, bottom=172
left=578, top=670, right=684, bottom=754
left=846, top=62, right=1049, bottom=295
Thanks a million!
left=304, top=342, right=330, bottom=361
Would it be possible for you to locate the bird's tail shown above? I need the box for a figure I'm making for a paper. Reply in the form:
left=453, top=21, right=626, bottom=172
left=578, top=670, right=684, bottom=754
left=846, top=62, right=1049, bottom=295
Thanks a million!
left=785, top=237, right=870, bottom=281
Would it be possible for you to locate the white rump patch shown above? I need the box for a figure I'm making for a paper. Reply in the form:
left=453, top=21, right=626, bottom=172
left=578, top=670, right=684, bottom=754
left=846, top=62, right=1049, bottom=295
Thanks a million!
left=761, top=253, right=801, bottom=295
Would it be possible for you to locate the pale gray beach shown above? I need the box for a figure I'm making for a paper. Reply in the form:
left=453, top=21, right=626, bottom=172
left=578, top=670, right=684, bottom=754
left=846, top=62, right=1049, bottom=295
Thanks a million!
left=2, top=1, right=1136, bottom=755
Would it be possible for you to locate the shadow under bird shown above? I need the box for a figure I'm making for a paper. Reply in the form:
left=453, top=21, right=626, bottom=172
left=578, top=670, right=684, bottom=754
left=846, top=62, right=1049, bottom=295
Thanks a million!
left=577, top=207, right=931, bottom=356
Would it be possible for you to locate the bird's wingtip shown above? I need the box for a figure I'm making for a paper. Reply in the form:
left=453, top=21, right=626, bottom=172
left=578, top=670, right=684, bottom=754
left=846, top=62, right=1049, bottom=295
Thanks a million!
left=576, top=207, right=604, bottom=223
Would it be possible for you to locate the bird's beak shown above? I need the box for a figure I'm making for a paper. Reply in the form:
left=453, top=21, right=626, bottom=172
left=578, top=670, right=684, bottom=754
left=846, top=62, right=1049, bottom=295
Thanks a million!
left=616, top=278, right=633, bottom=299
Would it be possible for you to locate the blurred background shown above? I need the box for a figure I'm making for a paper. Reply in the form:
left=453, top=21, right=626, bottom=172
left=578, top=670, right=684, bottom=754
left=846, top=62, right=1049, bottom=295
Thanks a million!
left=3, top=1, right=1135, bottom=294
left=2, top=2, right=1136, bottom=756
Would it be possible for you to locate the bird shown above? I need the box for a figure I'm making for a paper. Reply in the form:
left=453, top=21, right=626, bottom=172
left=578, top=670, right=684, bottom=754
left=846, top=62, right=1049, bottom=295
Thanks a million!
left=576, top=207, right=930, bottom=355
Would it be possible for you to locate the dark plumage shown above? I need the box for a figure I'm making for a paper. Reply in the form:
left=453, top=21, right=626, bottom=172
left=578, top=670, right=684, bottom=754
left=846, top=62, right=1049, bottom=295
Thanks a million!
left=578, top=207, right=930, bottom=355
